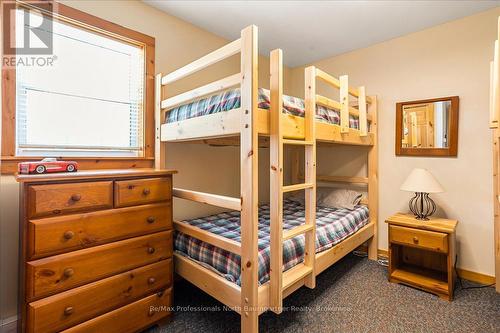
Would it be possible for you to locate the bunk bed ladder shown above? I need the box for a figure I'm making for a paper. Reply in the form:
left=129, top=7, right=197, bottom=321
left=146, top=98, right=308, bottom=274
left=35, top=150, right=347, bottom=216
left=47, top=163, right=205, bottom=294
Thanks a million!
left=269, top=51, right=316, bottom=314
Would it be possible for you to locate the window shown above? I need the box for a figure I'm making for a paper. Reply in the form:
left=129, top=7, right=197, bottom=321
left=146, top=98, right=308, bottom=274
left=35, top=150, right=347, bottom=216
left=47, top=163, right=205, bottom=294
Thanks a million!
left=1, top=2, right=155, bottom=172
left=16, top=8, right=144, bottom=157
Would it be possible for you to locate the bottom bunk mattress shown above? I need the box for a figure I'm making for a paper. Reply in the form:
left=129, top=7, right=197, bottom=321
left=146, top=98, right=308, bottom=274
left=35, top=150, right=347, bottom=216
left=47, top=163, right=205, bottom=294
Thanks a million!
left=174, top=199, right=370, bottom=286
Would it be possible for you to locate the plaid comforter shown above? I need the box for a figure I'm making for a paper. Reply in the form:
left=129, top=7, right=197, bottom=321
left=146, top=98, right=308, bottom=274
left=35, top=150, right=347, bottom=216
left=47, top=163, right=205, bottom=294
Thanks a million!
left=166, top=88, right=360, bottom=129
left=175, top=199, right=369, bottom=286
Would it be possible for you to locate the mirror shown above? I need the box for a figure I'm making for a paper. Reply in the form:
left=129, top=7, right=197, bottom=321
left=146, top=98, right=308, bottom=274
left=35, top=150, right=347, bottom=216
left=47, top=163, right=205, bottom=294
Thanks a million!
left=396, top=96, right=459, bottom=157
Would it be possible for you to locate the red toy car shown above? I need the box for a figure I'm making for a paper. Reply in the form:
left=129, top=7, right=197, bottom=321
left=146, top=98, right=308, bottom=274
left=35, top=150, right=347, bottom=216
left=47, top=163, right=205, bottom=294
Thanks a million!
left=18, top=158, right=78, bottom=174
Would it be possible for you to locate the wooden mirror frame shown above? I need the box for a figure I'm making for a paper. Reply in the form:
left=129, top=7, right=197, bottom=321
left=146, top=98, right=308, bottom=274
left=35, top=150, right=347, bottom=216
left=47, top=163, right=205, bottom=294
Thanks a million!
left=395, top=96, right=459, bottom=157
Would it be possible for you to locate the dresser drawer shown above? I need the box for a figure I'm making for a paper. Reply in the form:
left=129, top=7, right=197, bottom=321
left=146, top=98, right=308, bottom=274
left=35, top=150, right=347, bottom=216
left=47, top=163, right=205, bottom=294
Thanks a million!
left=390, top=225, right=448, bottom=253
left=26, top=231, right=173, bottom=300
left=60, top=288, right=172, bottom=333
left=114, top=177, right=171, bottom=207
left=28, top=202, right=172, bottom=259
left=27, top=259, right=172, bottom=333
left=28, top=182, right=113, bottom=218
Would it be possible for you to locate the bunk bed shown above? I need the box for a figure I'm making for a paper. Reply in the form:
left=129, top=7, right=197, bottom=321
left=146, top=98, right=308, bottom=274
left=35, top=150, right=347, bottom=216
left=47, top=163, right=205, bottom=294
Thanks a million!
left=488, top=17, right=500, bottom=294
left=154, top=25, right=379, bottom=333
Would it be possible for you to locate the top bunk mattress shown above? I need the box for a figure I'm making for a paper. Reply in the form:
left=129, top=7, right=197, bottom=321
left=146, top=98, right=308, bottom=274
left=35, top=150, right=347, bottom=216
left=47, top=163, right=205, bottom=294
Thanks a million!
left=174, top=199, right=370, bottom=286
left=166, top=87, right=360, bottom=129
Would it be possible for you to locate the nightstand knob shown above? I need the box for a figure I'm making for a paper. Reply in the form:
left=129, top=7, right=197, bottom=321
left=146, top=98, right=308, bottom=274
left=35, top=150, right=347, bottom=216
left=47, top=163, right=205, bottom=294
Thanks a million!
left=147, top=247, right=155, bottom=254
left=413, top=236, right=419, bottom=244
left=143, top=188, right=151, bottom=196
left=148, top=277, right=156, bottom=285
left=147, top=216, right=156, bottom=224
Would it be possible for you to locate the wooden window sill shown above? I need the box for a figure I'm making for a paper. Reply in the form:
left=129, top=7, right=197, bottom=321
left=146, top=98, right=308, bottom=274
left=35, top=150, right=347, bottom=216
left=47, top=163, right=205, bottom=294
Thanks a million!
left=1, top=156, right=154, bottom=175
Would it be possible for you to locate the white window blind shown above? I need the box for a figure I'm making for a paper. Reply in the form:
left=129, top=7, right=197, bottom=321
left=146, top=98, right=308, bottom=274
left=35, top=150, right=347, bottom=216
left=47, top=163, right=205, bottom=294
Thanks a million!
left=16, top=9, right=145, bottom=157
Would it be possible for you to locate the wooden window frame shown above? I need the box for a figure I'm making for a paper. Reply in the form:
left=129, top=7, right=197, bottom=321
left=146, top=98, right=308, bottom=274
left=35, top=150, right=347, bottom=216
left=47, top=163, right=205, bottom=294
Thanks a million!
left=1, top=1, right=156, bottom=174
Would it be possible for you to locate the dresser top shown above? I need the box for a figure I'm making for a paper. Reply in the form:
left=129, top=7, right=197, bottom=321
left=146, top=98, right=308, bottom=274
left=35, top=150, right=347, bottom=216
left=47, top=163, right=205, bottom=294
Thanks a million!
left=385, top=213, right=458, bottom=234
left=16, top=168, right=177, bottom=183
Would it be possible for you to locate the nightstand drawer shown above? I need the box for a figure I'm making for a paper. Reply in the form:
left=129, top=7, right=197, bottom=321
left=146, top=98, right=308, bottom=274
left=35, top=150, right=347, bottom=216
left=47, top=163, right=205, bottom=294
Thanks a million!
left=390, top=225, right=448, bottom=253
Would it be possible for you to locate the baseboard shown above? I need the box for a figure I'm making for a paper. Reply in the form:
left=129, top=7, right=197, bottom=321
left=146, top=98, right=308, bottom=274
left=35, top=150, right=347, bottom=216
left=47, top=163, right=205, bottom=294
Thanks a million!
left=375, top=249, right=495, bottom=286
left=0, top=316, right=17, bottom=333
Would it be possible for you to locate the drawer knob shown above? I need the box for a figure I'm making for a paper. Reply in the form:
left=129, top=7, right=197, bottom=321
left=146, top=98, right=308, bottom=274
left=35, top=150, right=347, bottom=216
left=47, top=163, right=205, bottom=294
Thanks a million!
left=70, top=194, right=81, bottom=202
left=63, top=231, right=74, bottom=240
left=147, top=216, right=156, bottom=224
left=64, top=307, right=74, bottom=316
left=413, top=236, right=419, bottom=244
left=63, top=268, right=74, bottom=278
left=148, top=277, right=156, bottom=285
left=143, top=188, right=151, bottom=196
left=147, top=247, right=155, bottom=254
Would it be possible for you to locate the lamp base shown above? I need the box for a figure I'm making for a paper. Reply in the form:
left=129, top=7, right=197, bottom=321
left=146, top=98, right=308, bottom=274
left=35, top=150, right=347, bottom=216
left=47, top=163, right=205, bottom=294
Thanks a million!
left=409, top=192, right=436, bottom=220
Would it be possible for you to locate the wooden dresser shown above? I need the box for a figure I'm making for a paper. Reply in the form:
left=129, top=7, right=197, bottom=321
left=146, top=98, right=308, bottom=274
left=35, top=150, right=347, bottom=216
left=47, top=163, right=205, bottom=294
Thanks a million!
left=16, top=169, right=176, bottom=333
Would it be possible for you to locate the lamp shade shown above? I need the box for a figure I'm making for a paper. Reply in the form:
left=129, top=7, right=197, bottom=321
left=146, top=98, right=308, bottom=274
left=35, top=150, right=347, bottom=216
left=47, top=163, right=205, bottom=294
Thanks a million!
left=400, top=168, right=444, bottom=193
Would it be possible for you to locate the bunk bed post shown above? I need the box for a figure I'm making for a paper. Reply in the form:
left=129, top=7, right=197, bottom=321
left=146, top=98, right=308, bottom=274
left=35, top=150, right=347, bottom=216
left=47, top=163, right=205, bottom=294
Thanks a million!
left=269, top=48, right=284, bottom=312
left=304, top=66, right=317, bottom=288
left=155, top=73, right=166, bottom=169
left=239, top=25, right=259, bottom=333
left=339, top=75, right=350, bottom=134
left=367, top=95, right=378, bottom=260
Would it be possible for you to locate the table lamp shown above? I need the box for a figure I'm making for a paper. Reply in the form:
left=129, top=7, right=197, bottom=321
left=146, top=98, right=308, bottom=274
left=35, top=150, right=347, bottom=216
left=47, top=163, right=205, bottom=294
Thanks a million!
left=400, top=168, right=444, bottom=220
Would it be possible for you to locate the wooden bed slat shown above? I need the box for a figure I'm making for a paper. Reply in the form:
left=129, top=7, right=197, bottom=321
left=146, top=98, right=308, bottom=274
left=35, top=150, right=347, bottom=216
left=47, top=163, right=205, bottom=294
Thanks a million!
left=490, top=60, right=498, bottom=129
left=161, top=38, right=241, bottom=85
left=283, top=139, right=313, bottom=145
left=316, top=174, right=369, bottom=184
left=358, top=86, right=368, bottom=136
left=282, top=263, right=313, bottom=290
left=315, top=68, right=372, bottom=103
left=283, top=224, right=313, bottom=241
left=174, top=253, right=242, bottom=312
left=316, top=94, right=372, bottom=121
left=269, top=48, right=284, bottom=313
left=282, top=183, right=313, bottom=192
left=174, top=220, right=242, bottom=255
left=161, top=73, right=240, bottom=110
left=339, top=75, right=350, bottom=134
left=173, top=187, right=241, bottom=211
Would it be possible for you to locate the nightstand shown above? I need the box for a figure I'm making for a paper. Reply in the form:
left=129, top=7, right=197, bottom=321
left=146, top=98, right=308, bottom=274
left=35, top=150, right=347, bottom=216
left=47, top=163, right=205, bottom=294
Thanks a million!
left=385, top=213, right=458, bottom=301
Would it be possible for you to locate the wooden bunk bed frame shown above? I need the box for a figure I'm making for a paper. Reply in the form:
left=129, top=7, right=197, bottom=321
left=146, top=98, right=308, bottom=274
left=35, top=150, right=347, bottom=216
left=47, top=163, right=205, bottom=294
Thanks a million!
left=154, top=25, right=379, bottom=332
left=488, top=17, right=500, bottom=293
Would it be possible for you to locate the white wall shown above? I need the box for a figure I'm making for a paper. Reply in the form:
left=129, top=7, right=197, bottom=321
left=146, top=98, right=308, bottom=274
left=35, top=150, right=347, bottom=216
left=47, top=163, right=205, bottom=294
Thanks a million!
left=289, top=7, right=500, bottom=276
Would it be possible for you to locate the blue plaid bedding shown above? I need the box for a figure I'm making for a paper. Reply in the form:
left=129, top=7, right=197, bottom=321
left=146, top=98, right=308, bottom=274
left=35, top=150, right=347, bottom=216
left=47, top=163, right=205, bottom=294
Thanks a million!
left=174, top=199, right=369, bottom=286
left=166, top=88, right=360, bottom=129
